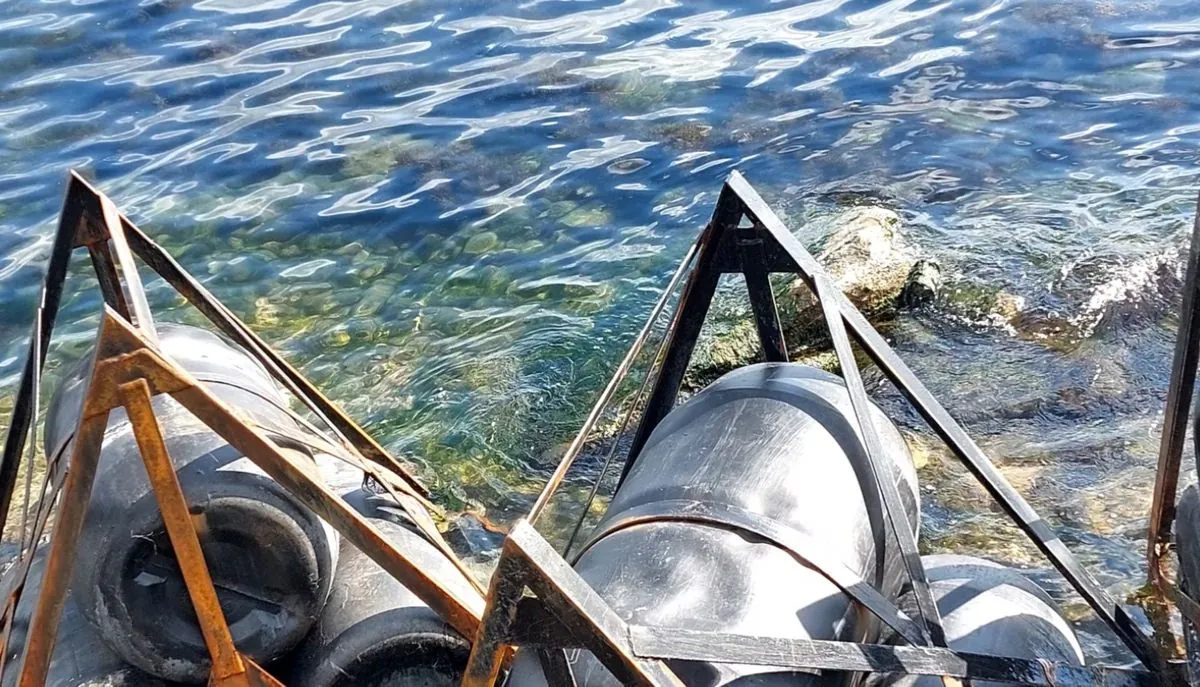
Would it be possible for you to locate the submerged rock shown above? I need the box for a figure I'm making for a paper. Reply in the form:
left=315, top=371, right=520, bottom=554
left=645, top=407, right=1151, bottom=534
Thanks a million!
left=463, top=231, right=499, bottom=256
left=900, top=259, right=943, bottom=308
left=939, top=282, right=1027, bottom=331
left=938, top=247, right=1183, bottom=348
left=560, top=205, right=612, bottom=228
left=688, top=206, right=928, bottom=386
left=787, top=206, right=917, bottom=316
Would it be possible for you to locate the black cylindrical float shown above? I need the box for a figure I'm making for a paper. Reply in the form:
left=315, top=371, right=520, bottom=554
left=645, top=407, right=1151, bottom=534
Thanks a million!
left=44, top=323, right=339, bottom=683
left=1, top=550, right=171, bottom=687
left=1178, top=483, right=1200, bottom=584
left=865, top=554, right=1084, bottom=687
left=286, top=489, right=473, bottom=687
left=510, top=362, right=920, bottom=686
left=1176, top=484, right=1200, bottom=663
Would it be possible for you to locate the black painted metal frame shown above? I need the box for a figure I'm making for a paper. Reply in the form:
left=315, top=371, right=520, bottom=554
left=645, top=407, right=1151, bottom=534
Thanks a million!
left=1147, top=192, right=1200, bottom=600
left=634, top=170, right=1159, bottom=668
left=465, top=521, right=1174, bottom=687
left=471, top=171, right=1194, bottom=686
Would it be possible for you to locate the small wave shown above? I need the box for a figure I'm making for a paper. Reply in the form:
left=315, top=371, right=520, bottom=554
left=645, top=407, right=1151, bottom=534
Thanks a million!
left=1062, top=248, right=1182, bottom=339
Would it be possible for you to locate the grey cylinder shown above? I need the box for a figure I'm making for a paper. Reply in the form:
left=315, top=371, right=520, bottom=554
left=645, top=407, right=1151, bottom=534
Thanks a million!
left=1176, top=484, right=1200, bottom=595
left=1, top=550, right=172, bottom=687
left=44, top=323, right=339, bottom=683
left=510, top=362, right=919, bottom=686
left=864, top=555, right=1084, bottom=687
left=1175, top=483, right=1200, bottom=670
left=286, top=489, right=473, bottom=687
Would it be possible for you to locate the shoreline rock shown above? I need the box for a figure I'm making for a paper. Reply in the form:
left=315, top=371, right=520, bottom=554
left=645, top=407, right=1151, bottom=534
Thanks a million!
left=687, top=206, right=938, bottom=387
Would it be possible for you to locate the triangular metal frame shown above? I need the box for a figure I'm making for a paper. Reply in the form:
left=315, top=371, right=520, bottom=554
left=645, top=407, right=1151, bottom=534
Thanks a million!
left=0, top=173, right=487, bottom=685
left=626, top=171, right=1159, bottom=670
left=498, top=171, right=1175, bottom=686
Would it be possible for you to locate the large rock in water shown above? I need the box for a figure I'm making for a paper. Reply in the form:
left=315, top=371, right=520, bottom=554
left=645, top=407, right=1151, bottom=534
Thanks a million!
left=688, top=206, right=923, bottom=386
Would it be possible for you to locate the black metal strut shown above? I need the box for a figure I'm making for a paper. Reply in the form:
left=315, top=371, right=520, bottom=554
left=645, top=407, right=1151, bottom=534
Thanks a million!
left=611, top=170, right=1162, bottom=671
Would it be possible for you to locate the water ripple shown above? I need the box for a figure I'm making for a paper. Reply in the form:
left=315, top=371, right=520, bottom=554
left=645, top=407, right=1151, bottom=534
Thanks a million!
left=0, top=1, right=1198, bottom=654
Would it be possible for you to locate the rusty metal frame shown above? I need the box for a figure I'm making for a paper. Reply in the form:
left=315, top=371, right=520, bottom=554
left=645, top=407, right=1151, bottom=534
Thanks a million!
left=0, top=173, right=485, bottom=685
left=482, top=171, right=1186, bottom=685
left=462, top=520, right=684, bottom=687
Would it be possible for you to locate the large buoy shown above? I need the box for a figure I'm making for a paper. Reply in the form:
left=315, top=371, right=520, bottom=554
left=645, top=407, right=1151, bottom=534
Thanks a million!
left=510, top=362, right=919, bottom=686
left=285, top=489, right=473, bottom=687
left=865, top=554, right=1084, bottom=687
left=1, top=551, right=169, bottom=687
left=44, top=323, right=339, bottom=683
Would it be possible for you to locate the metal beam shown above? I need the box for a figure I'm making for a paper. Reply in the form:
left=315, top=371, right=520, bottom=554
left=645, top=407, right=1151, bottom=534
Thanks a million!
left=0, top=174, right=90, bottom=536
left=618, top=186, right=739, bottom=486
left=463, top=521, right=683, bottom=687
left=724, top=170, right=1161, bottom=670
left=738, top=227, right=788, bottom=363
left=629, top=627, right=1178, bottom=687
left=1147, top=190, right=1200, bottom=581
left=119, top=213, right=423, bottom=494
left=119, top=378, right=277, bottom=685
left=813, top=273, right=946, bottom=647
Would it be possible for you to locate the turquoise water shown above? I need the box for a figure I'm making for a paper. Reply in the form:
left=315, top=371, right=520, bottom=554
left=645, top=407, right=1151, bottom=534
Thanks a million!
left=2, top=0, right=1199, bottom=662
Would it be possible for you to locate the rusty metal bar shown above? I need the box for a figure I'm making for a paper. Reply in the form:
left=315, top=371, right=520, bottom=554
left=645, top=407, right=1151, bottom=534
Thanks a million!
left=461, top=546, right=529, bottom=687
left=464, top=521, right=682, bottom=687
left=724, top=170, right=1161, bottom=670
left=1147, top=190, right=1200, bottom=583
left=118, top=378, right=255, bottom=682
left=0, top=466, right=65, bottom=681
left=512, top=521, right=683, bottom=687
left=15, top=413, right=108, bottom=687
left=1154, top=552, right=1200, bottom=633
left=91, top=309, right=484, bottom=640
left=0, top=174, right=477, bottom=683
left=13, top=308, right=161, bottom=686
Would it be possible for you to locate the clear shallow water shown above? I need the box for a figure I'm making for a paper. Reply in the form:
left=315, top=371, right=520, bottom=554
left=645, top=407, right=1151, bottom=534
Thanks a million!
left=1, top=0, right=1199, bottom=663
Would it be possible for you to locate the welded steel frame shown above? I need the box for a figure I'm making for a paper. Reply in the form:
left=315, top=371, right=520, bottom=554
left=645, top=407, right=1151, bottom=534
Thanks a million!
left=462, top=521, right=1175, bottom=687
left=1146, top=193, right=1200, bottom=606
left=0, top=173, right=486, bottom=685
left=472, top=171, right=1190, bottom=686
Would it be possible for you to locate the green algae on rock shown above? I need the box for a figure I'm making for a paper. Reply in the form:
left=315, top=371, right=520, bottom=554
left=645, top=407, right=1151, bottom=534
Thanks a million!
left=560, top=205, right=612, bottom=228
left=463, top=231, right=500, bottom=256
left=653, top=121, right=713, bottom=149
left=340, top=134, right=439, bottom=178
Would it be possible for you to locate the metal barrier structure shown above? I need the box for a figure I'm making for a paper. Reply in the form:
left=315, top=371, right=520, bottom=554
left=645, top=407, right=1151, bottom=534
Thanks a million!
left=483, top=171, right=1199, bottom=687
left=1147, top=189, right=1200, bottom=628
left=0, top=171, right=1197, bottom=686
left=0, top=173, right=485, bottom=686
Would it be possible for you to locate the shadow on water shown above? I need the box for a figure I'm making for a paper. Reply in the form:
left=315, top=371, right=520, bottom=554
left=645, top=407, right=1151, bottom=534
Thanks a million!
left=0, top=0, right=1199, bottom=664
